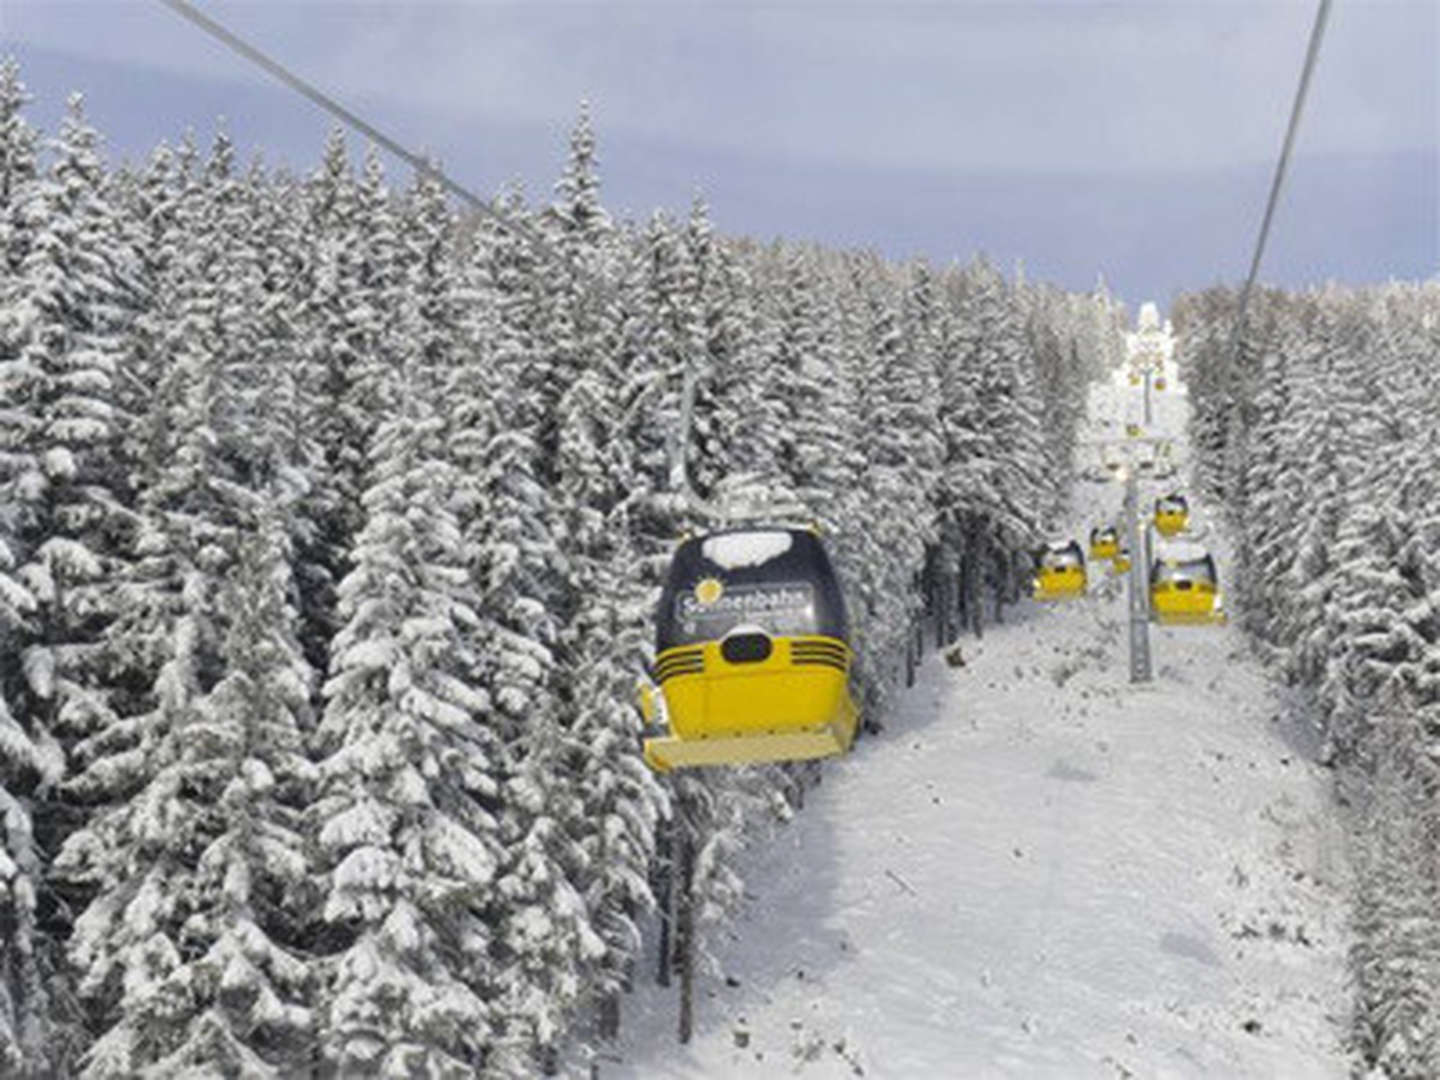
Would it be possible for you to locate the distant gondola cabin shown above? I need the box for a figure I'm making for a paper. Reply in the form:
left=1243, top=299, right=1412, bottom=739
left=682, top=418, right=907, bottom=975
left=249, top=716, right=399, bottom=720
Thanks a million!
left=642, top=527, right=859, bottom=772
left=1150, top=541, right=1226, bottom=626
left=1089, top=525, right=1119, bottom=561
left=1033, top=539, right=1087, bottom=601
left=1153, top=493, right=1190, bottom=537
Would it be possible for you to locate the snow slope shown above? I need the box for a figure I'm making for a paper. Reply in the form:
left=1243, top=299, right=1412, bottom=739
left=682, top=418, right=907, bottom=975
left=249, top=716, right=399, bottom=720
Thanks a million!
left=604, top=355, right=1352, bottom=1079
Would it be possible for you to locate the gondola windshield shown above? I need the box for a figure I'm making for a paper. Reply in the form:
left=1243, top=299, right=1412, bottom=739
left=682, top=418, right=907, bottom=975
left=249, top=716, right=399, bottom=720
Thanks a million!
left=1151, top=554, right=1216, bottom=585
left=1039, top=542, right=1084, bottom=570
left=657, top=528, right=847, bottom=649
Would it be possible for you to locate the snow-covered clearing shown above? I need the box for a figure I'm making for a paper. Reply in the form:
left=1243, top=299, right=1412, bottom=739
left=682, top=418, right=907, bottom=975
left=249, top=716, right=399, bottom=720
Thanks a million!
left=606, top=360, right=1352, bottom=1079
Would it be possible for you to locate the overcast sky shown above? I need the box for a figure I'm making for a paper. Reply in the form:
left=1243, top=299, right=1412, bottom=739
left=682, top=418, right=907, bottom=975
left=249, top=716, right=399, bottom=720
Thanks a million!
left=2, top=0, right=1434, bottom=312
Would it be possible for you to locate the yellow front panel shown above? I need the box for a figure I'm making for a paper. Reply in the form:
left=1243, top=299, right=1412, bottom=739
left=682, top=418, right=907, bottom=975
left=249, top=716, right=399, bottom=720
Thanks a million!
left=1154, top=510, right=1188, bottom=537
left=1033, top=567, right=1086, bottom=601
left=1151, top=582, right=1221, bottom=624
left=1090, top=538, right=1118, bottom=560
left=657, top=636, right=857, bottom=745
left=644, top=725, right=854, bottom=772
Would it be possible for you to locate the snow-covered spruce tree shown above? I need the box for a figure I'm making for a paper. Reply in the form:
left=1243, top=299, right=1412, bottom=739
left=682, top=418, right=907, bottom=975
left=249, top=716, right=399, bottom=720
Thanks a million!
left=1350, top=710, right=1440, bottom=1079
left=1173, top=286, right=1243, bottom=502
left=1283, top=300, right=1389, bottom=709
left=49, top=128, right=317, bottom=1078
left=612, top=223, right=818, bottom=1047
left=486, top=110, right=667, bottom=1069
left=1233, top=324, right=1301, bottom=645
left=936, top=258, right=1045, bottom=634
left=0, top=91, right=142, bottom=1075
left=291, top=128, right=363, bottom=686
left=619, top=209, right=701, bottom=539
left=680, top=194, right=763, bottom=502
left=964, top=257, right=1048, bottom=563
left=0, top=57, right=38, bottom=269
left=1176, top=281, right=1440, bottom=1077
left=0, top=55, right=52, bottom=1078
left=1020, top=282, right=1088, bottom=520
left=719, top=244, right=791, bottom=496
left=617, top=215, right=811, bottom=1044
left=840, top=252, right=933, bottom=703
left=311, top=313, right=503, bottom=1076
left=561, top=219, right=678, bottom=1050
left=119, top=141, right=195, bottom=493
left=93, top=129, right=237, bottom=758
left=398, top=165, right=464, bottom=397
left=240, top=159, right=327, bottom=558
left=59, top=495, right=316, bottom=1079
left=455, top=198, right=579, bottom=1075
left=1319, top=503, right=1427, bottom=750
left=764, top=246, right=850, bottom=525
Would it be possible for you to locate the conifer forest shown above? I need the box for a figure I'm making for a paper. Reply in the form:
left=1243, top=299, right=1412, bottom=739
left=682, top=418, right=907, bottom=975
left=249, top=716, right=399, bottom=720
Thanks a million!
left=1176, top=283, right=1440, bottom=1078
left=0, top=60, right=1119, bottom=1077
left=0, top=50, right=1437, bottom=1078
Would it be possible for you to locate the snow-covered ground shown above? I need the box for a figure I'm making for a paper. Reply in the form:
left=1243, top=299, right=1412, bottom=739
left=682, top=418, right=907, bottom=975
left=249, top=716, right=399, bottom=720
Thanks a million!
left=604, top=353, right=1352, bottom=1079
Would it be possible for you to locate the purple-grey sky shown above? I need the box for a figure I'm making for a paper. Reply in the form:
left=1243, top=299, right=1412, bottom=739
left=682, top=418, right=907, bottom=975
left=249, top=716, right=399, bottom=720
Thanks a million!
left=2, top=0, right=1435, bottom=311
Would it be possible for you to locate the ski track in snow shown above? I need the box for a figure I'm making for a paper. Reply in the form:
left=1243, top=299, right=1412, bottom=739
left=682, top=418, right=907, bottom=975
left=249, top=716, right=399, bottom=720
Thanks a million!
left=603, top=362, right=1351, bottom=1080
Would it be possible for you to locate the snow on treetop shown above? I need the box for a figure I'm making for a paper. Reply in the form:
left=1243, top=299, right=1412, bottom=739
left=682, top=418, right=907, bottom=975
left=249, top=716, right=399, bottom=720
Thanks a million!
left=702, top=530, right=793, bottom=570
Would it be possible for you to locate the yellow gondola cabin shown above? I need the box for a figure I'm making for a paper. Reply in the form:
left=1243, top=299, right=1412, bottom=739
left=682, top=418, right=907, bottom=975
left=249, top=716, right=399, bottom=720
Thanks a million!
left=1153, top=493, right=1190, bottom=538
left=1089, top=525, right=1119, bottom=561
left=1150, top=542, right=1226, bottom=626
left=1033, top=539, right=1087, bottom=601
left=641, top=527, right=859, bottom=772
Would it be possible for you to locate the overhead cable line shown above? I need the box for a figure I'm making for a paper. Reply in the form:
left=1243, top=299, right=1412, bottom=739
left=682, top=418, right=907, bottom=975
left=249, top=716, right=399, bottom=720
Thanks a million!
left=153, top=0, right=602, bottom=293
left=1227, top=0, right=1332, bottom=367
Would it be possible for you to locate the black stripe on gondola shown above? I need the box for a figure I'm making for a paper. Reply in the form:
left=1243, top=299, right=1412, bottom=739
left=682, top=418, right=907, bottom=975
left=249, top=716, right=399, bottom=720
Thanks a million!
left=790, top=641, right=847, bottom=656
left=790, top=645, right=847, bottom=657
left=656, top=665, right=704, bottom=683
left=792, top=656, right=848, bottom=671
left=657, top=654, right=705, bottom=671
left=791, top=649, right=847, bottom=663
left=790, top=641, right=849, bottom=671
left=656, top=648, right=705, bottom=682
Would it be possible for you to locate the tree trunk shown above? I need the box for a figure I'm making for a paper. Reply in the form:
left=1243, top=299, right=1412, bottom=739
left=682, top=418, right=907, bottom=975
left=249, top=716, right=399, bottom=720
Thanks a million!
left=675, top=829, right=697, bottom=1044
left=966, top=520, right=986, bottom=639
left=932, top=572, right=944, bottom=647
left=654, top=818, right=673, bottom=989
left=599, top=992, right=621, bottom=1042
left=966, top=552, right=984, bottom=639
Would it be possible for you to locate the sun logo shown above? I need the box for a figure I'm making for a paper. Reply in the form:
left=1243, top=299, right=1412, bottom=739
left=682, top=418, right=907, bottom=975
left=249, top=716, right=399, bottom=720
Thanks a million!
left=693, top=578, right=724, bottom=606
